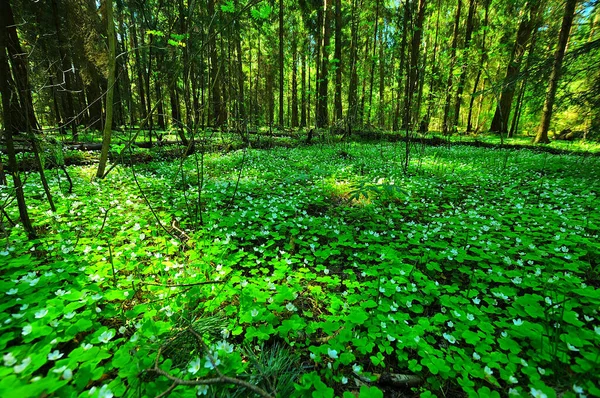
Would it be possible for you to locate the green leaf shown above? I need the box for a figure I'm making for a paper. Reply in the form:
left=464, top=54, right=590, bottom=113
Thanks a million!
left=221, top=0, right=235, bottom=13
left=359, top=386, right=384, bottom=398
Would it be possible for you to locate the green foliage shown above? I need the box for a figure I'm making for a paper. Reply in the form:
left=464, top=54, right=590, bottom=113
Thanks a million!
left=1, top=142, right=599, bottom=397
left=251, top=4, right=272, bottom=20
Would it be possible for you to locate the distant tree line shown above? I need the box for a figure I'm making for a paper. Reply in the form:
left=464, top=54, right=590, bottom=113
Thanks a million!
left=1, top=0, right=599, bottom=144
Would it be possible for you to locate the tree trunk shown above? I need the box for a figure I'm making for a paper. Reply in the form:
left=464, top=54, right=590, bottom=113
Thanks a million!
left=130, top=12, right=147, bottom=126
left=467, top=0, right=490, bottom=133
left=334, top=0, right=343, bottom=122
left=279, top=0, right=284, bottom=127
left=509, top=26, right=538, bottom=137
left=347, top=0, right=360, bottom=125
left=0, top=0, right=36, bottom=238
left=316, top=0, right=331, bottom=128
left=51, top=0, right=78, bottom=139
left=490, top=0, right=541, bottom=134
left=394, top=1, right=410, bottom=131
left=366, top=0, right=381, bottom=124
left=291, top=35, right=299, bottom=127
left=234, top=0, right=246, bottom=129
left=96, top=0, right=117, bottom=179
left=301, top=43, right=307, bottom=127
left=442, top=0, right=462, bottom=134
left=378, top=28, right=385, bottom=128
left=533, top=0, right=577, bottom=144
left=406, top=0, right=427, bottom=127
left=422, top=0, right=441, bottom=133
left=208, top=0, right=223, bottom=127
left=452, top=0, right=476, bottom=133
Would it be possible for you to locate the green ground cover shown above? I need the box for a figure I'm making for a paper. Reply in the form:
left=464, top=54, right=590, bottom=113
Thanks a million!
left=1, top=142, right=599, bottom=398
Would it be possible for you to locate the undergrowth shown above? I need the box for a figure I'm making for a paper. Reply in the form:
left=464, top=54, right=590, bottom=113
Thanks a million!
left=1, top=142, right=599, bottom=398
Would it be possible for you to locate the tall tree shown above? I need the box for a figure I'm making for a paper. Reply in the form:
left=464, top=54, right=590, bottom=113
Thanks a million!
left=347, top=0, right=360, bottom=125
left=533, top=0, right=578, bottom=144
left=0, top=0, right=36, bottom=238
left=490, top=0, right=541, bottom=134
left=315, top=0, right=331, bottom=128
left=442, top=0, right=462, bottom=134
left=407, top=0, right=427, bottom=126
left=96, top=0, right=117, bottom=179
left=279, top=0, right=284, bottom=127
left=291, top=34, right=299, bottom=127
left=208, top=0, right=223, bottom=126
left=394, top=1, right=410, bottom=131
left=452, top=0, right=476, bottom=132
left=334, top=0, right=343, bottom=122
left=467, top=0, right=490, bottom=133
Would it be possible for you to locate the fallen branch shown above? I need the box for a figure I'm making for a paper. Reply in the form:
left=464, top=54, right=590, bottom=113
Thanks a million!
left=142, top=327, right=274, bottom=398
left=353, top=371, right=422, bottom=387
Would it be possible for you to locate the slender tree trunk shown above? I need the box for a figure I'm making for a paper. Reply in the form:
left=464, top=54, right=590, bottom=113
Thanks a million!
left=407, top=0, right=427, bottom=127
left=442, top=0, right=462, bottom=134
left=423, top=0, right=441, bottom=133
left=394, top=1, right=410, bottom=131
left=510, top=27, right=538, bottom=137
left=51, top=0, right=78, bottom=139
left=490, top=0, right=541, bottom=134
left=234, top=0, right=245, bottom=129
left=452, top=0, right=476, bottom=133
left=279, top=0, right=284, bottom=127
left=208, top=0, right=223, bottom=126
left=366, top=0, right=381, bottom=124
left=96, top=0, right=117, bottom=179
left=467, top=0, right=490, bottom=133
left=316, top=0, right=332, bottom=128
left=334, top=0, right=343, bottom=122
left=301, top=44, right=307, bottom=127
left=534, top=0, right=577, bottom=144
left=378, top=28, right=385, bottom=128
left=347, top=0, right=359, bottom=125
left=0, top=0, right=36, bottom=238
left=291, top=35, right=299, bottom=127
left=130, top=15, right=147, bottom=126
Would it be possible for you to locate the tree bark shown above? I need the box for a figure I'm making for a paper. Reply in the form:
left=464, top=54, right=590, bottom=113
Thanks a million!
left=467, top=0, right=490, bottom=133
left=422, top=0, right=441, bottom=133
left=0, top=0, right=36, bottom=239
left=291, top=35, right=299, bottom=127
left=406, top=0, right=427, bottom=127
left=366, top=0, right=381, bottom=124
left=347, top=0, right=360, bottom=125
left=279, top=0, right=284, bottom=127
left=208, top=0, right=223, bottom=127
left=51, top=0, right=78, bottom=139
left=129, top=10, right=147, bottom=125
left=300, top=43, right=307, bottom=127
left=452, top=0, right=476, bottom=133
left=533, top=0, right=577, bottom=144
left=394, top=1, right=410, bottom=131
left=96, top=0, right=117, bottom=179
left=490, top=0, right=541, bottom=134
left=316, top=0, right=331, bottom=128
left=442, top=0, right=462, bottom=135
left=334, top=0, right=343, bottom=122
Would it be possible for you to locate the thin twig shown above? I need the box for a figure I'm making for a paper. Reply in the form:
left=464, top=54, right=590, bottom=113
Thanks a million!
left=141, top=279, right=227, bottom=288
left=145, top=368, right=274, bottom=398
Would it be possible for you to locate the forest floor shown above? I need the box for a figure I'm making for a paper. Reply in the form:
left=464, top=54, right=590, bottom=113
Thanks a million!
left=8, top=129, right=600, bottom=173
left=1, top=141, right=599, bottom=398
